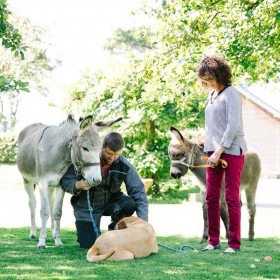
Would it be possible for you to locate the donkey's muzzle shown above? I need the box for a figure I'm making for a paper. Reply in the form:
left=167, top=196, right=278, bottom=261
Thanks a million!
left=170, top=165, right=188, bottom=179
left=88, top=178, right=102, bottom=187
left=170, top=171, right=182, bottom=179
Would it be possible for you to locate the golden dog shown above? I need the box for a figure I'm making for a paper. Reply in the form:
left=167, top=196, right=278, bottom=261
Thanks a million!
left=86, top=216, right=158, bottom=262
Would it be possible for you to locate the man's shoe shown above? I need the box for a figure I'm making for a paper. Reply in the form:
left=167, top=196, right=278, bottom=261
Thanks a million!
left=222, top=247, right=240, bottom=254
left=201, top=244, right=221, bottom=252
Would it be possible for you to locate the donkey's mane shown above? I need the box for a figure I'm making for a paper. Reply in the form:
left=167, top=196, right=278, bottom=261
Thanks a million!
left=59, top=115, right=76, bottom=126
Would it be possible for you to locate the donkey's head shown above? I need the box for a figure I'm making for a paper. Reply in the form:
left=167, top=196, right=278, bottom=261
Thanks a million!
left=168, top=127, right=195, bottom=179
left=71, top=115, right=122, bottom=187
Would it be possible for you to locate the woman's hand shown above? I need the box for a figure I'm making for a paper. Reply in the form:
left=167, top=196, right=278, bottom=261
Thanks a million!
left=208, top=146, right=225, bottom=168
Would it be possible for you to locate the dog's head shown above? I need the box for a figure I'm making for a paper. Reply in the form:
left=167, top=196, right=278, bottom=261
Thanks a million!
left=115, top=216, right=142, bottom=230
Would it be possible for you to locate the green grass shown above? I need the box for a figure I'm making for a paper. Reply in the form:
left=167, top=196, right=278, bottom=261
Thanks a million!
left=0, top=228, right=279, bottom=280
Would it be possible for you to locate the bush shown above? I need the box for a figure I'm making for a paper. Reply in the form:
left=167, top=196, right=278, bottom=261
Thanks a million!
left=0, top=133, right=18, bottom=163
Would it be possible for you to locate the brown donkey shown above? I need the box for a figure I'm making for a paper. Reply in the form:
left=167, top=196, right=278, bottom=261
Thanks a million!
left=168, top=127, right=261, bottom=243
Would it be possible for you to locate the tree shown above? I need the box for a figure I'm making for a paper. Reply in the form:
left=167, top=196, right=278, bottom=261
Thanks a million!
left=0, top=0, right=27, bottom=88
left=104, top=26, right=154, bottom=55
left=150, top=0, right=280, bottom=82
left=66, top=0, right=280, bottom=194
left=0, top=11, right=56, bottom=132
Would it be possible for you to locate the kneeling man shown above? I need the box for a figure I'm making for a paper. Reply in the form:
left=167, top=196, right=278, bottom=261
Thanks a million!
left=60, top=132, right=148, bottom=248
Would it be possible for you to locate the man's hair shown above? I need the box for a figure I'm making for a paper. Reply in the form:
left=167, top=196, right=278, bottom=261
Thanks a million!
left=102, top=132, right=125, bottom=151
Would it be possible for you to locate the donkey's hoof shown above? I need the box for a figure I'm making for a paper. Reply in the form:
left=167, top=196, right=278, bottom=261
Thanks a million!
left=199, top=238, right=208, bottom=244
left=55, top=240, right=63, bottom=247
left=29, top=235, right=36, bottom=239
left=37, top=245, right=46, bottom=250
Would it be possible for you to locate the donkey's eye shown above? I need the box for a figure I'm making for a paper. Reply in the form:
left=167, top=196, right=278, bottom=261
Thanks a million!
left=174, top=153, right=184, bottom=159
left=82, top=147, right=89, bottom=152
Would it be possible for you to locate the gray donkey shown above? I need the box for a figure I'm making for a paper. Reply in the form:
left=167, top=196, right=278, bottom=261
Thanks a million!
left=168, top=127, right=261, bottom=243
left=17, top=115, right=121, bottom=249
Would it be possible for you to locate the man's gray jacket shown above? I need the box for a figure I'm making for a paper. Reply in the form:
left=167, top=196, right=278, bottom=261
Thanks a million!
left=59, top=155, right=149, bottom=221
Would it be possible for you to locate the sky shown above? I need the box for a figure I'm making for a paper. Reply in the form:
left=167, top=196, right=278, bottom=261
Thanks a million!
left=8, top=0, right=145, bottom=129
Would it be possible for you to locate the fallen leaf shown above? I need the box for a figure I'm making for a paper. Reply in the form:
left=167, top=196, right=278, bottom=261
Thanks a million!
left=250, top=264, right=256, bottom=269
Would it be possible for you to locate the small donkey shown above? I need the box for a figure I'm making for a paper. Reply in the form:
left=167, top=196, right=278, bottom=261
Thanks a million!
left=168, top=127, right=261, bottom=243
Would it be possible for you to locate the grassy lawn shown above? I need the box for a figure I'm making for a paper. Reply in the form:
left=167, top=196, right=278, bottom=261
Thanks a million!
left=0, top=228, right=279, bottom=280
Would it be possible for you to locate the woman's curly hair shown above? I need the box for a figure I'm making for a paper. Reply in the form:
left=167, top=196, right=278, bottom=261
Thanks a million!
left=197, top=55, right=232, bottom=88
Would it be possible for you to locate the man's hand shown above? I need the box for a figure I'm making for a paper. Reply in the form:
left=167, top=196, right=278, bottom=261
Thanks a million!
left=75, top=180, right=91, bottom=191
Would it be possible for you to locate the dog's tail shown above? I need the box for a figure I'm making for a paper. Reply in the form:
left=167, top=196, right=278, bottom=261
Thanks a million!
left=86, top=247, right=115, bottom=262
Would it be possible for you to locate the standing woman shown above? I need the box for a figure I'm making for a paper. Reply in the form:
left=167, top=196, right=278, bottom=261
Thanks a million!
left=197, top=55, right=248, bottom=254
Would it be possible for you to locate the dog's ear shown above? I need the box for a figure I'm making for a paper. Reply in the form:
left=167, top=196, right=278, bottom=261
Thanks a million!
left=116, top=220, right=127, bottom=230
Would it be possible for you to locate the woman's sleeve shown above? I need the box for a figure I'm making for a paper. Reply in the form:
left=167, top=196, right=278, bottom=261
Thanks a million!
left=220, top=90, right=242, bottom=148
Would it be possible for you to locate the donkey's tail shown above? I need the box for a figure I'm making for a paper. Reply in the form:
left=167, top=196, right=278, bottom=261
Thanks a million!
left=86, top=247, right=115, bottom=262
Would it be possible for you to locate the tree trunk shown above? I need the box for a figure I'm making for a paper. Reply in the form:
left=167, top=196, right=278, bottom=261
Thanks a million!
left=145, top=120, right=160, bottom=194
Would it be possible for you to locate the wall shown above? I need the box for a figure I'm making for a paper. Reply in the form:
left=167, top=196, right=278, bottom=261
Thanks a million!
left=242, top=97, right=280, bottom=178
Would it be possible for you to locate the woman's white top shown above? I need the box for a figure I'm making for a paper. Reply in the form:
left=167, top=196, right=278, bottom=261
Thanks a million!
left=204, top=86, right=248, bottom=155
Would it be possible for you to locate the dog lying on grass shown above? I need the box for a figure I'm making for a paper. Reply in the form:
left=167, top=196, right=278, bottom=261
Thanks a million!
left=86, top=216, right=158, bottom=262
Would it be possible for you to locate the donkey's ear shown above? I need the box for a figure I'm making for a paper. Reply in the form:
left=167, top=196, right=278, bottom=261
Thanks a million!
left=79, top=115, right=93, bottom=131
left=169, top=127, right=185, bottom=144
left=95, top=117, right=122, bottom=131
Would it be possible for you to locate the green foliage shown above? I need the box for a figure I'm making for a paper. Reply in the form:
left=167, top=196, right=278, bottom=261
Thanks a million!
left=66, top=64, right=205, bottom=194
left=147, top=177, right=201, bottom=204
left=0, top=228, right=280, bottom=280
left=66, top=0, right=279, bottom=195
left=0, top=14, right=56, bottom=132
left=0, top=132, right=17, bottom=163
left=0, top=0, right=26, bottom=59
left=149, top=0, right=280, bottom=82
left=104, top=26, right=154, bottom=54
left=1, top=15, right=56, bottom=93
left=0, top=76, right=29, bottom=92
left=0, top=1, right=29, bottom=97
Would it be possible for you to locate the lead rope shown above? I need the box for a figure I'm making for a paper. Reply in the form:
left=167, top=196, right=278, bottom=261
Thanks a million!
left=157, top=243, right=198, bottom=253
left=86, top=190, right=100, bottom=238
left=171, top=155, right=228, bottom=169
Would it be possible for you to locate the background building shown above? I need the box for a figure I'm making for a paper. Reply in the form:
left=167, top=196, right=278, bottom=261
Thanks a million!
left=239, top=84, right=280, bottom=178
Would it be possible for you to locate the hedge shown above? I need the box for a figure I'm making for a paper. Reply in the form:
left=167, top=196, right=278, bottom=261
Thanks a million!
left=0, top=132, right=18, bottom=163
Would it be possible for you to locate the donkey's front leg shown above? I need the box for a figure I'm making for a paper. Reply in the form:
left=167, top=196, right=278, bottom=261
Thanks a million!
left=200, top=191, right=208, bottom=243
left=52, top=187, right=65, bottom=246
left=220, top=187, right=229, bottom=239
left=220, top=201, right=229, bottom=239
left=38, top=181, right=50, bottom=249
left=48, top=187, right=55, bottom=238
